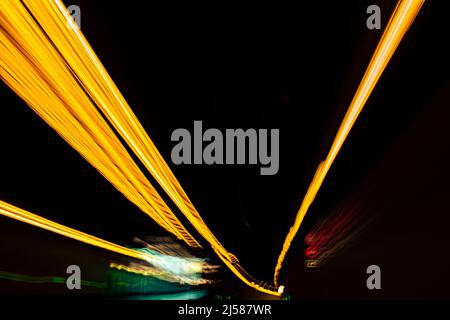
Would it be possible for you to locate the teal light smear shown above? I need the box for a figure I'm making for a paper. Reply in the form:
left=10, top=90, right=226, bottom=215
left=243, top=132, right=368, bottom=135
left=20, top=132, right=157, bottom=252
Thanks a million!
left=0, top=269, right=207, bottom=300
left=0, top=270, right=107, bottom=288
left=125, top=290, right=207, bottom=300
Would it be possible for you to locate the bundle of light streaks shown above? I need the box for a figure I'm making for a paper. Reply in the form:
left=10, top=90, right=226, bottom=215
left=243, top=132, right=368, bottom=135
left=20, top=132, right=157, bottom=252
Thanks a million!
left=113, top=237, right=218, bottom=285
left=0, top=0, right=280, bottom=295
left=26, top=0, right=237, bottom=266
left=109, top=260, right=214, bottom=286
left=0, top=0, right=198, bottom=246
left=274, top=0, right=425, bottom=285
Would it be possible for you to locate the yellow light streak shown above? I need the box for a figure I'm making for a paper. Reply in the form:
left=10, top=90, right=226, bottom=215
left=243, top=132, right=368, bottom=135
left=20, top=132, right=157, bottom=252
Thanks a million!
left=274, top=0, right=425, bottom=285
left=0, top=199, right=156, bottom=263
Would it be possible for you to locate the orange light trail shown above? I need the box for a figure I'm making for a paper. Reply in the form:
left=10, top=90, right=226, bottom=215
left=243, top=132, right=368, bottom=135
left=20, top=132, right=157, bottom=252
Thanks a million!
left=274, top=0, right=425, bottom=285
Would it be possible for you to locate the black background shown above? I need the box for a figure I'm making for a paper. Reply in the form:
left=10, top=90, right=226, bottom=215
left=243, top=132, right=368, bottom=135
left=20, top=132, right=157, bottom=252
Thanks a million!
left=0, top=0, right=449, bottom=299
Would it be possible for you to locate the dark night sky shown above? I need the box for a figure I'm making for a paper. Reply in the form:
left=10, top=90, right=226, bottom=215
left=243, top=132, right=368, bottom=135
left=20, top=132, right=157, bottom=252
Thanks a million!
left=0, top=0, right=449, bottom=298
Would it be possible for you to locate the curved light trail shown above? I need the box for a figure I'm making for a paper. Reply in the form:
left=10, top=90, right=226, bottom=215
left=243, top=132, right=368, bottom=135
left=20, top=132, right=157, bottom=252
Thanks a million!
left=274, top=0, right=425, bottom=285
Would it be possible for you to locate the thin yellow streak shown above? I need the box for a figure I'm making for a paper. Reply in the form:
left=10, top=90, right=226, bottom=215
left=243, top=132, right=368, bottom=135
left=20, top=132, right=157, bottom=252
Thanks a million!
left=274, top=0, right=425, bottom=285
left=0, top=200, right=155, bottom=263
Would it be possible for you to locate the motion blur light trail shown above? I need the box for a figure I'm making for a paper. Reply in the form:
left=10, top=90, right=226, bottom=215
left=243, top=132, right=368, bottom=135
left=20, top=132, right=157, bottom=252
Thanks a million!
left=107, top=267, right=207, bottom=297
left=0, top=0, right=280, bottom=295
left=0, top=270, right=107, bottom=288
left=0, top=199, right=159, bottom=262
left=108, top=268, right=208, bottom=297
left=109, top=261, right=213, bottom=286
left=109, top=237, right=218, bottom=286
left=304, top=201, right=372, bottom=267
left=0, top=269, right=208, bottom=298
left=274, top=0, right=425, bottom=285
left=0, top=199, right=212, bottom=286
